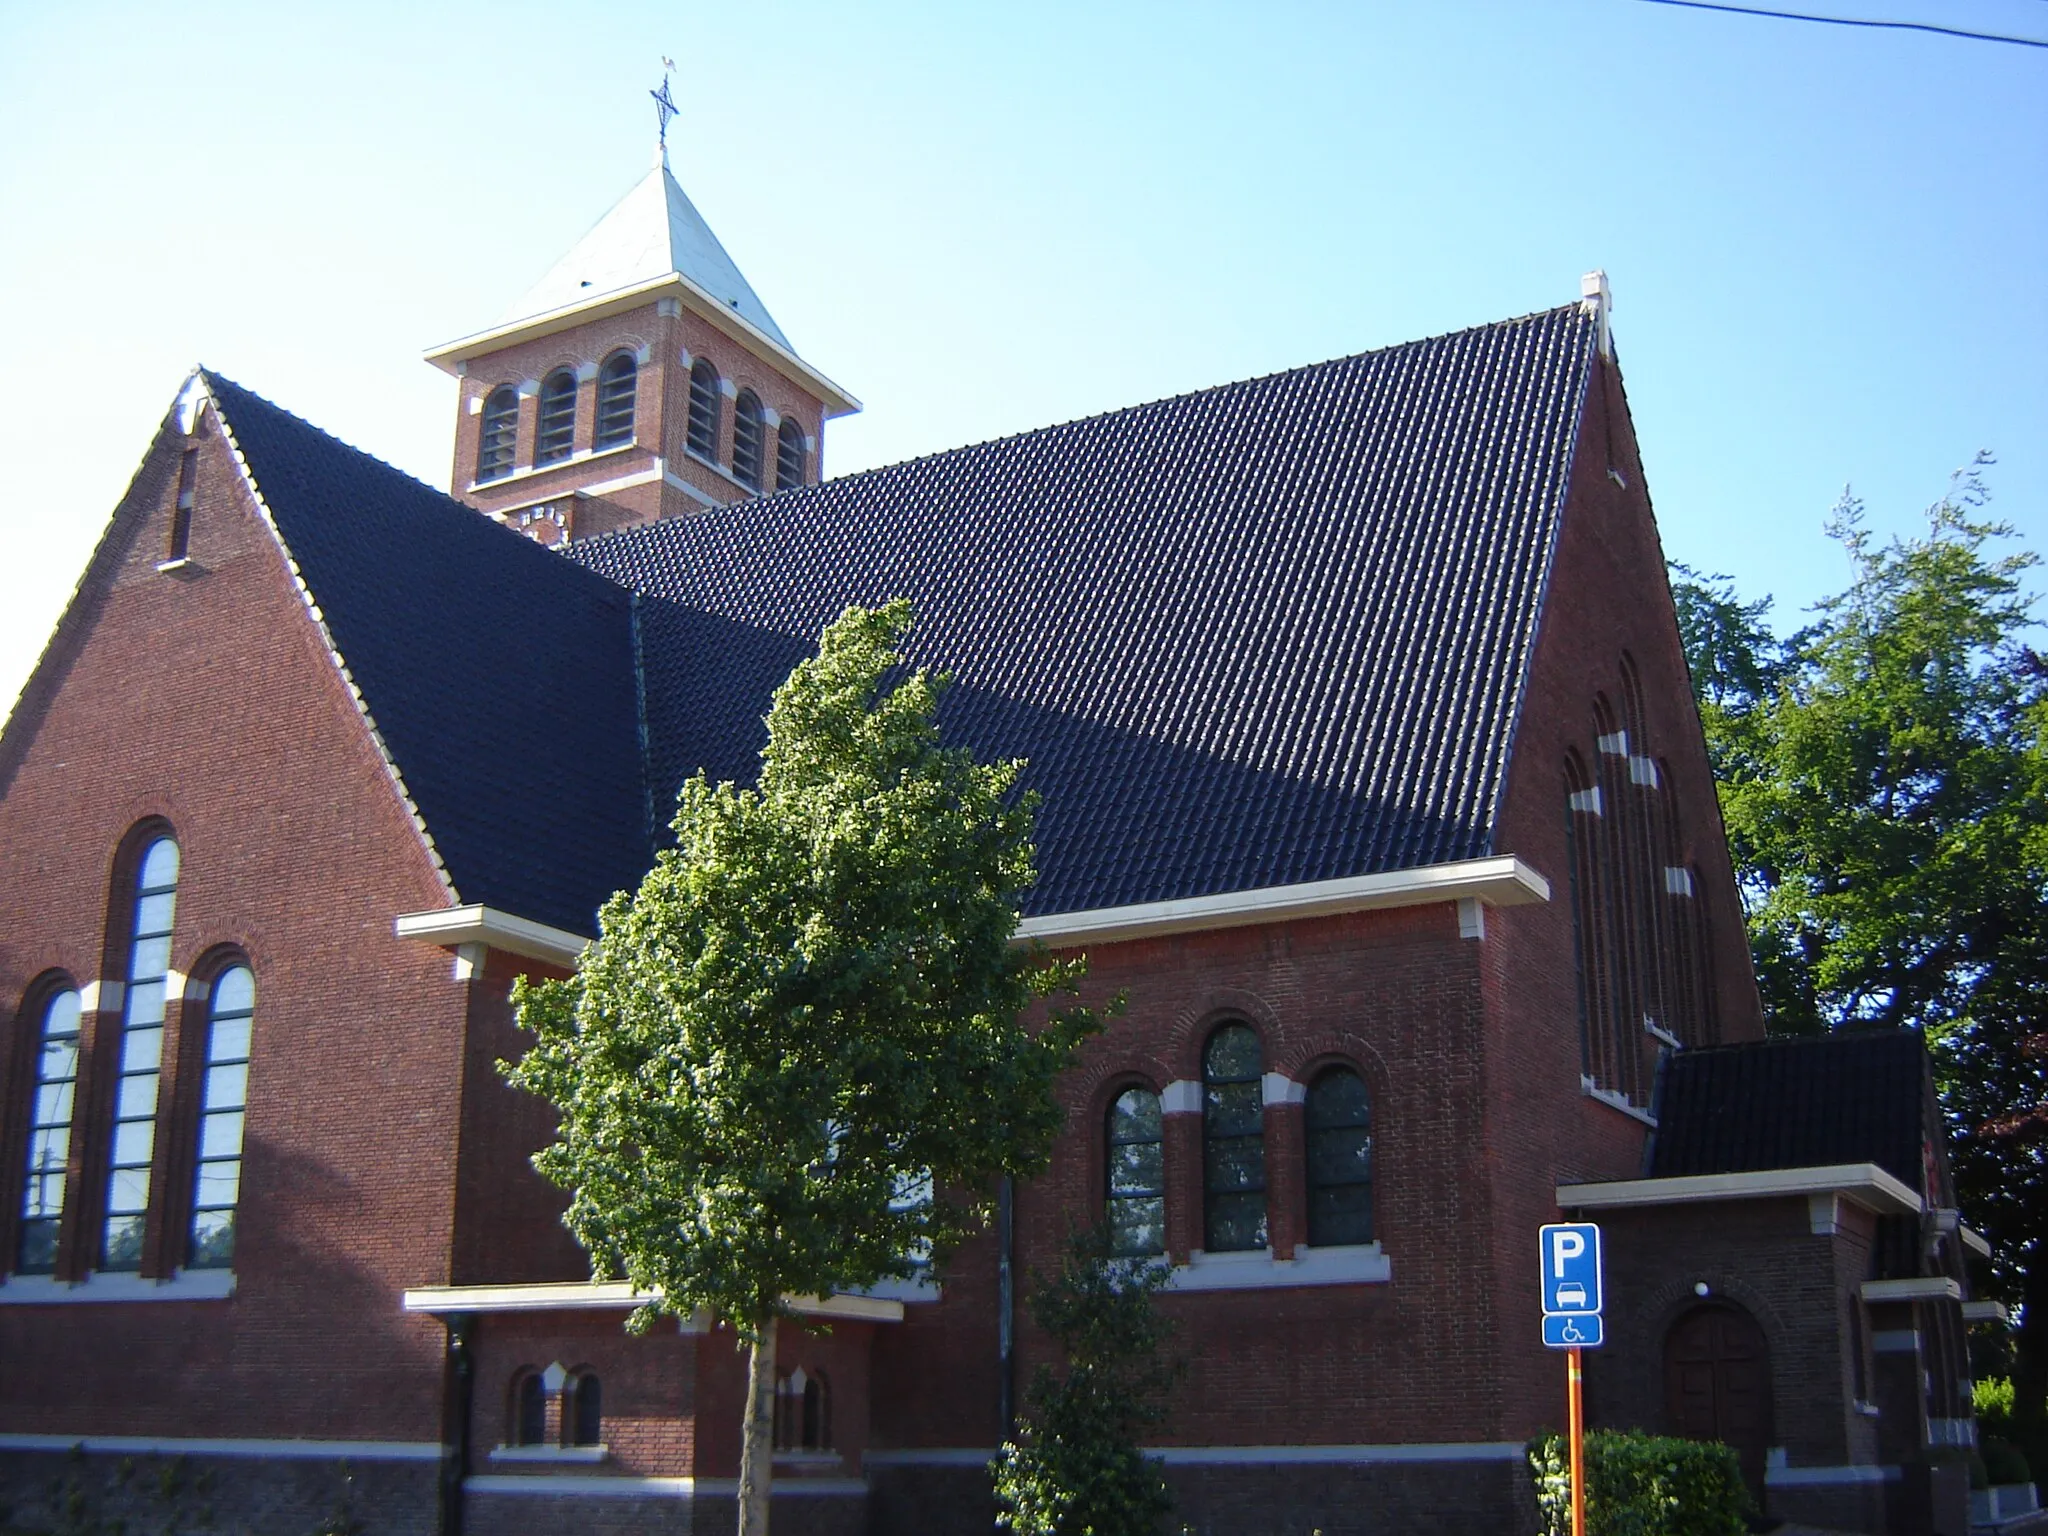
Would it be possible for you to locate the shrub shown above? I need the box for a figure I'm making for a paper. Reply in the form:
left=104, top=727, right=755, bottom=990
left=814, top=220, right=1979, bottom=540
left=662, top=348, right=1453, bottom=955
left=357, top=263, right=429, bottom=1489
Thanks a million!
left=1529, top=1430, right=1753, bottom=1536
left=1983, top=1436, right=2033, bottom=1487
left=1976, top=1377, right=2017, bottom=1440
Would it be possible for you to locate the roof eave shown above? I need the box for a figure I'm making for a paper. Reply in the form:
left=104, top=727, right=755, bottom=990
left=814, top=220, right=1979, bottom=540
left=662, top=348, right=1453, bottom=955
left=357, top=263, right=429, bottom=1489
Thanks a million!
left=423, top=272, right=862, bottom=418
left=394, top=903, right=591, bottom=966
left=1557, top=1162, right=1924, bottom=1219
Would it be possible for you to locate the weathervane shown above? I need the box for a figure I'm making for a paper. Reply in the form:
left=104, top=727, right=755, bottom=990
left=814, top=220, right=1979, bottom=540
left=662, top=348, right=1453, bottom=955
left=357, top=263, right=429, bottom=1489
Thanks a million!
left=651, top=59, right=678, bottom=157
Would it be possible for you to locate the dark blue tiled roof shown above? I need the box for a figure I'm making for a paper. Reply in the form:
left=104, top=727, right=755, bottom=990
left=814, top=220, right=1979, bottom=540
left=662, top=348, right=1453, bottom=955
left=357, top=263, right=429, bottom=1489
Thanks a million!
left=206, top=374, right=650, bottom=935
left=1650, top=1031, right=1931, bottom=1189
left=572, top=305, right=1599, bottom=916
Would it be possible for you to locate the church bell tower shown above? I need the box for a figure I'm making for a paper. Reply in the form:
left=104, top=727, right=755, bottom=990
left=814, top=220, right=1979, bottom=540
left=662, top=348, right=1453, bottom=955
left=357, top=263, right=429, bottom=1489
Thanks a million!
left=425, top=84, right=858, bottom=545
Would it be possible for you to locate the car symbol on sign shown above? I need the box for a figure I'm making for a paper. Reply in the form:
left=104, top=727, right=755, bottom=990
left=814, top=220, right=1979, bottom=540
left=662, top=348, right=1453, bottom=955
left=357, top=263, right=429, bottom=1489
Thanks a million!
left=1556, top=1283, right=1588, bottom=1309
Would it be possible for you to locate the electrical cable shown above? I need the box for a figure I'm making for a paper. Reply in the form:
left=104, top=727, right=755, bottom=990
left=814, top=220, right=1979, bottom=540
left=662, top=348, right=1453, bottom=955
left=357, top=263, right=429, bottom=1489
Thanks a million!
left=1631, top=0, right=2048, bottom=48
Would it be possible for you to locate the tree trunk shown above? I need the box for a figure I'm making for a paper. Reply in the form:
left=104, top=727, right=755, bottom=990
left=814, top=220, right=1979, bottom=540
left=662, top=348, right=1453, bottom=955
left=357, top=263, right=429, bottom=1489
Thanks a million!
left=737, top=1318, right=777, bottom=1536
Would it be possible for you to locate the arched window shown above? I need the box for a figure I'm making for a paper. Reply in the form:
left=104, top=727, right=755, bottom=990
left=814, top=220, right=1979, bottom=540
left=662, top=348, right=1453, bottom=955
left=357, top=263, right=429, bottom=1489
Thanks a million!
left=774, top=1367, right=830, bottom=1451
left=535, top=369, right=577, bottom=466
left=594, top=353, right=637, bottom=450
left=1202, top=1023, right=1266, bottom=1252
left=732, top=390, right=765, bottom=490
left=1305, top=1067, right=1373, bottom=1246
left=566, top=1372, right=603, bottom=1447
left=102, top=836, right=179, bottom=1271
left=1105, top=1087, right=1165, bottom=1257
left=687, top=360, right=720, bottom=459
left=477, top=387, right=518, bottom=483
left=16, top=986, right=81, bottom=1274
left=512, top=1370, right=545, bottom=1446
left=188, top=964, right=252, bottom=1269
left=775, top=419, right=805, bottom=491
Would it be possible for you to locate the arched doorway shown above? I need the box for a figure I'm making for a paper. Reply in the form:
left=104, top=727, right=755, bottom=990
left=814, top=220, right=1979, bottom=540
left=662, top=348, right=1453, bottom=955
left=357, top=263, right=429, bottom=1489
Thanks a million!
left=1664, top=1302, right=1773, bottom=1496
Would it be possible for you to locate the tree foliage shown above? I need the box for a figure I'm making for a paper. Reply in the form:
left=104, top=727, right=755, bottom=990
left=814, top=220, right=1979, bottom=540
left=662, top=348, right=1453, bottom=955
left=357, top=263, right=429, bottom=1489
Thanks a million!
left=504, top=600, right=1107, bottom=1532
left=1670, top=456, right=2048, bottom=1462
left=993, top=1228, right=1178, bottom=1536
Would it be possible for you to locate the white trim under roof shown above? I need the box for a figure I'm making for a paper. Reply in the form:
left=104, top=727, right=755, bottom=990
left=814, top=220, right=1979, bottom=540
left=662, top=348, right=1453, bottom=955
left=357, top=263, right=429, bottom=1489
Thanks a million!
left=1015, top=856, right=1550, bottom=948
left=424, top=272, right=861, bottom=419
left=1557, top=1163, right=1923, bottom=1219
left=1861, top=1276, right=1962, bottom=1304
left=1963, top=1300, right=2010, bottom=1324
left=394, top=905, right=591, bottom=967
left=400, top=1281, right=904, bottom=1325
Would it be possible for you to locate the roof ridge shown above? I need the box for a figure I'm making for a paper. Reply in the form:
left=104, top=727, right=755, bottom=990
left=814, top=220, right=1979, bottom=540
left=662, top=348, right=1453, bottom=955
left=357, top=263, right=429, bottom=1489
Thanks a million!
left=573, top=302, right=1593, bottom=562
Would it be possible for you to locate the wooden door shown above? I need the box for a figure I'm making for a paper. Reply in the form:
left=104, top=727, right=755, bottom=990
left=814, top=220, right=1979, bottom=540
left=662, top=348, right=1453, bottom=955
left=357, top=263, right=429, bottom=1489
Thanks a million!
left=1664, top=1304, right=1773, bottom=1495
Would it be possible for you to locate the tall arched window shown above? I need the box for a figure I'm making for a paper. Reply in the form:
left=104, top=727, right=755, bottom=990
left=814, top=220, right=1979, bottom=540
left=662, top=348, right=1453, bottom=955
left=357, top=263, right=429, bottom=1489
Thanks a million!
left=16, top=986, right=81, bottom=1274
left=594, top=353, right=637, bottom=450
left=188, top=964, right=252, bottom=1269
left=1105, top=1087, right=1165, bottom=1257
left=687, top=360, right=720, bottom=459
left=732, top=390, right=765, bottom=490
left=512, top=1370, right=545, bottom=1446
left=1202, top=1023, right=1266, bottom=1252
left=566, top=1372, right=603, bottom=1447
left=1305, top=1067, right=1373, bottom=1246
left=102, top=836, right=178, bottom=1271
left=535, top=369, right=577, bottom=466
left=477, top=387, right=518, bottom=483
left=775, top=419, right=805, bottom=491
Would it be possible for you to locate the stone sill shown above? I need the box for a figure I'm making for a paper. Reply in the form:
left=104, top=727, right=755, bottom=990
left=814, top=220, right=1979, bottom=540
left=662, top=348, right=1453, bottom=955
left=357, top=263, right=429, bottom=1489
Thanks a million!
left=472, top=441, right=639, bottom=493
left=1167, top=1243, right=1389, bottom=1292
left=0, top=1269, right=235, bottom=1304
left=488, top=1444, right=609, bottom=1465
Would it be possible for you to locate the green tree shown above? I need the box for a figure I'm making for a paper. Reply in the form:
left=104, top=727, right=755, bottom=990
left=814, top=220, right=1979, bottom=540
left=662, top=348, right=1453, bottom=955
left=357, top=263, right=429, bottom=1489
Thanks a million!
left=505, top=600, right=1106, bottom=1536
left=993, top=1228, right=1178, bottom=1536
left=1670, top=458, right=2048, bottom=1462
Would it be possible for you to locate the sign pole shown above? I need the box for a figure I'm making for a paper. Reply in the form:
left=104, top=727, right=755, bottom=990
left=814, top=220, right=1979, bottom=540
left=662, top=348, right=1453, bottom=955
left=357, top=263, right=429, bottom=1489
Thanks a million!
left=1567, top=1344, right=1586, bottom=1536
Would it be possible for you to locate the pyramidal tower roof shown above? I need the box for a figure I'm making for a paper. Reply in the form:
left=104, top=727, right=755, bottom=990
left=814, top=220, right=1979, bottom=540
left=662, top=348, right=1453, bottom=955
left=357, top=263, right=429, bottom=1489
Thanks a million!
left=500, top=151, right=792, bottom=349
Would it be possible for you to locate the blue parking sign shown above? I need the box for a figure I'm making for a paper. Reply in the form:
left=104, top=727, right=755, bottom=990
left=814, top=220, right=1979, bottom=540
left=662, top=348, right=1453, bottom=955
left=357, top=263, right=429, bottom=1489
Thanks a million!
left=1540, top=1222, right=1603, bottom=1317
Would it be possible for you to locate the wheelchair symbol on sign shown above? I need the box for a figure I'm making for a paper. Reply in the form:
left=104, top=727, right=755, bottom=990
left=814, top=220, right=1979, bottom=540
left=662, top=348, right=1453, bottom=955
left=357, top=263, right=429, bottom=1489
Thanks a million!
left=1559, top=1317, right=1590, bottom=1343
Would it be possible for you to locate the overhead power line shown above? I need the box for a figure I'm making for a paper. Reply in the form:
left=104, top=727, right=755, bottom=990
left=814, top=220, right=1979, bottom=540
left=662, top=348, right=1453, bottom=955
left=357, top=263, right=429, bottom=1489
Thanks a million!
left=1632, top=0, right=2048, bottom=48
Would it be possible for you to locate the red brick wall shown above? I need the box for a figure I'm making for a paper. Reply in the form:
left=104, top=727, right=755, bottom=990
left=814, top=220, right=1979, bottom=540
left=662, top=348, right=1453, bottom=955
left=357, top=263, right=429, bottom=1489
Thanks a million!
left=0, top=404, right=469, bottom=1441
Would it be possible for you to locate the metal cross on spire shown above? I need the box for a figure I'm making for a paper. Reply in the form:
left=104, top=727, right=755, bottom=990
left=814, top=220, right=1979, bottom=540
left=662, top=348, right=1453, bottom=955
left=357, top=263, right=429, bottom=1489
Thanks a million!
left=650, top=60, right=679, bottom=159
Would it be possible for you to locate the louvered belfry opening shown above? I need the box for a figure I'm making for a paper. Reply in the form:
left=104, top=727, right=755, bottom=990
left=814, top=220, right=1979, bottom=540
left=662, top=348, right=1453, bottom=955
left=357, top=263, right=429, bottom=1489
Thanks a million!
left=536, top=370, right=577, bottom=466
left=477, top=387, right=518, bottom=482
left=1568, top=662, right=1717, bottom=1106
left=732, top=389, right=765, bottom=490
left=775, top=419, right=804, bottom=491
left=594, top=353, right=637, bottom=450
left=686, top=360, right=719, bottom=459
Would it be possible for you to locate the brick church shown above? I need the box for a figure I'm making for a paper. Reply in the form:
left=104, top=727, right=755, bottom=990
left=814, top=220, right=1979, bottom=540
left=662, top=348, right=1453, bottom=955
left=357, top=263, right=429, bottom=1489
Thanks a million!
left=0, top=137, right=1996, bottom=1535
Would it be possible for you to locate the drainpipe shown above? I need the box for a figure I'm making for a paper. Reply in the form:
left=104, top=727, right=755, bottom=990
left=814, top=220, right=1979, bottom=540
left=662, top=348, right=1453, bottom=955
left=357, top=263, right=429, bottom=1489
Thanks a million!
left=998, top=1176, right=1016, bottom=1438
left=439, top=1311, right=476, bottom=1536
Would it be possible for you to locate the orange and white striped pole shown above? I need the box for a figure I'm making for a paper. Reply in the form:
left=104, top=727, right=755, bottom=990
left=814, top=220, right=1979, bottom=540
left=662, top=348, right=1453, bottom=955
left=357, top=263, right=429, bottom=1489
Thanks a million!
left=1567, top=1344, right=1586, bottom=1536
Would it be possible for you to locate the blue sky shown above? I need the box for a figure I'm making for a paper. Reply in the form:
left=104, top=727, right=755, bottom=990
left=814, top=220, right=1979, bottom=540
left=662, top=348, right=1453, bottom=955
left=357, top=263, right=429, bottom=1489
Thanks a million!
left=0, top=0, right=2040, bottom=714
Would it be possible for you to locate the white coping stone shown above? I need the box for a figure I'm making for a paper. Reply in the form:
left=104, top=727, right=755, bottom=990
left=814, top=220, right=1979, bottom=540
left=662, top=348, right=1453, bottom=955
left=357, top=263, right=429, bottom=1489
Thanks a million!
left=1871, top=1330, right=1920, bottom=1353
left=1161, top=1079, right=1201, bottom=1115
left=0, top=1434, right=437, bottom=1461
left=1261, top=1072, right=1306, bottom=1106
left=1168, top=1244, right=1389, bottom=1292
left=79, top=980, right=123, bottom=1014
left=864, top=1443, right=1523, bottom=1467
left=465, top=1475, right=866, bottom=1497
left=1457, top=896, right=1486, bottom=940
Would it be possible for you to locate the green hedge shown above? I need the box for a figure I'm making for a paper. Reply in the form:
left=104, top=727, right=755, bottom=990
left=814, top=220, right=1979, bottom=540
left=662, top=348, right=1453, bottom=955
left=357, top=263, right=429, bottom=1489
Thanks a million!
left=1529, top=1430, right=1754, bottom=1536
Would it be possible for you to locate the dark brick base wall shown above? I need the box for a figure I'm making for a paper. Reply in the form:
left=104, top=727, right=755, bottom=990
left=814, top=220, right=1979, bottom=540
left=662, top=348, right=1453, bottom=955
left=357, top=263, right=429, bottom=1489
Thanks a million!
left=464, top=1485, right=866, bottom=1536
left=1766, top=1477, right=1892, bottom=1534
left=0, top=1449, right=437, bottom=1536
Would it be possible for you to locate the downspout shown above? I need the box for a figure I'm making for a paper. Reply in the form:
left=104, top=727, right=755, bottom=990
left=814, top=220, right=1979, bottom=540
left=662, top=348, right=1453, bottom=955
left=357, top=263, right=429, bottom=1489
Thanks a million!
left=998, top=1175, right=1016, bottom=1438
left=439, top=1311, right=476, bottom=1536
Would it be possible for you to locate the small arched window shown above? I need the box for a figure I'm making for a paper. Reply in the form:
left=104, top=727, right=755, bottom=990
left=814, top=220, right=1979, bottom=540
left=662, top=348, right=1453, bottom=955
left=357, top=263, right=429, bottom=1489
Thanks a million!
left=687, top=360, right=721, bottom=459
left=188, top=964, right=253, bottom=1269
left=732, top=391, right=765, bottom=490
left=535, top=369, right=578, bottom=466
left=477, top=387, right=518, bottom=483
left=775, top=419, right=805, bottom=491
left=103, top=836, right=179, bottom=1271
left=774, top=1368, right=830, bottom=1451
left=1305, top=1067, right=1373, bottom=1247
left=566, top=1371, right=602, bottom=1446
left=512, top=1370, right=545, bottom=1446
left=16, top=986, right=82, bottom=1275
left=1105, top=1087, right=1165, bottom=1257
left=1202, top=1023, right=1267, bottom=1253
left=594, top=353, right=637, bottom=450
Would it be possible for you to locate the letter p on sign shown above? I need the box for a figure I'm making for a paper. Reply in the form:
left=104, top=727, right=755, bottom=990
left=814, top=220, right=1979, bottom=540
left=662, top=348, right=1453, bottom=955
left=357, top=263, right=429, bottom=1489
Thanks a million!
left=1551, top=1229, right=1584, bottom=1277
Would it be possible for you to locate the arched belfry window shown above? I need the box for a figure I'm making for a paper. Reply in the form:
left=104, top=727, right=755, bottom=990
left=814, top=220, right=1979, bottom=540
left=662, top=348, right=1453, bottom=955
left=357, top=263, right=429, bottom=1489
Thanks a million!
left=16, top=985, right=82, bottom=1274
left=775, top=419, right=805, bottom=491
left=732, top=390, right=765, bottom=490
left=594, top=353, right=637, bottom=450
left=1202, top=1023, right=1267, bottom=1252
left=535, top=369, right=577, bottom=466
left=687, top=360, right=720, bottom=459
left=774, top=1367, right=831, bottom=1451
left=102, top=836, right=179, bottom=1271
left=188, top=964, right=253, bottom=1269
left=477, top=387, right=518, bottom=483
left=1305, top=1067, right=1373, bottom=1246
left=512, top=1370, right=545, bottom=1446
left=1105, top=1087, right=1165, bottom=1257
